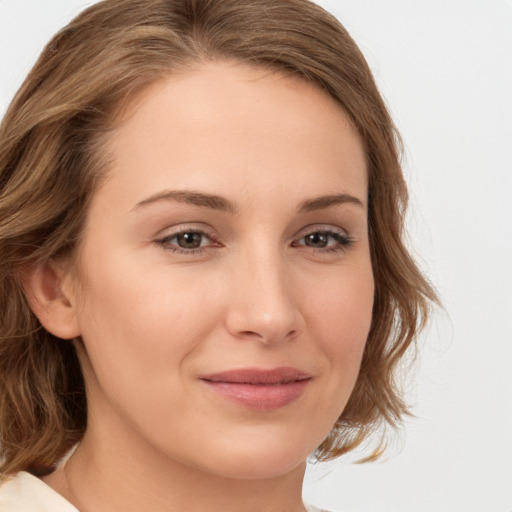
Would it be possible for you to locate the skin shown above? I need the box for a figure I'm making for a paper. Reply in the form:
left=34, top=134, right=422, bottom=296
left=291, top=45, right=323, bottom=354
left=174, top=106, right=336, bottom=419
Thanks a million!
left=31, top=62, right=374, bottom=512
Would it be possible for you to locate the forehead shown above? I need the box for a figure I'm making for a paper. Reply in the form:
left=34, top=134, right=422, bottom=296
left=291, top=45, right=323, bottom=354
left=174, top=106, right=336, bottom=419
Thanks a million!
left=97, top=62, right=367, bottom=212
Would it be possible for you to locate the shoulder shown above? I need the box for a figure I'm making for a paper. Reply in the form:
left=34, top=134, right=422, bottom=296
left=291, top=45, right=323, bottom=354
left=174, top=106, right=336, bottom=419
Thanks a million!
left=305, top=504, right=339, bottom=512
left=0, top=471, right=78, bottom=512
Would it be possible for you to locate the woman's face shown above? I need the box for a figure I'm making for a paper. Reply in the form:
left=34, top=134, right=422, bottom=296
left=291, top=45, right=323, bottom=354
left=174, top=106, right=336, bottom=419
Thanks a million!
left=67, top=62, right=374, bottom=479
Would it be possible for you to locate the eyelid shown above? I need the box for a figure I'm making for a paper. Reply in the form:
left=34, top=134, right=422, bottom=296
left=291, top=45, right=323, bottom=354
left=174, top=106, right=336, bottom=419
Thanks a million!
left=155, top=222, right=217, bottom=240
left=293, top=223, right=349, bottom=240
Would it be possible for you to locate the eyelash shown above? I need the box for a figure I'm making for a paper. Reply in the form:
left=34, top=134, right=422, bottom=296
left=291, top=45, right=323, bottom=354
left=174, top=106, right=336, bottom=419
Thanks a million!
left=155, top=227, right=353, bottom=256
left=155, top=229, right=220, bottom=255
left=291, top=230, right=353, bottom=253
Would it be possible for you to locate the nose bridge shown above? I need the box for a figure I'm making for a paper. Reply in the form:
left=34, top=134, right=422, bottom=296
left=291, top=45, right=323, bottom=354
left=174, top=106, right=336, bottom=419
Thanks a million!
left=226, top=239, right=300, bottom=344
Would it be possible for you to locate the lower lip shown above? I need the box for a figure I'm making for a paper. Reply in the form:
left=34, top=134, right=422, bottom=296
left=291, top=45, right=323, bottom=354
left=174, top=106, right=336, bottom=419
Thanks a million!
left=202, top=380, right=310, bottom=410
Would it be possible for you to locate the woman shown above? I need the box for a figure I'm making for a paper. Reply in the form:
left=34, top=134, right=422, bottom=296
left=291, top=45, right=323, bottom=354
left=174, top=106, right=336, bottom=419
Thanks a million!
left=0, top=1, right=436, bottom=511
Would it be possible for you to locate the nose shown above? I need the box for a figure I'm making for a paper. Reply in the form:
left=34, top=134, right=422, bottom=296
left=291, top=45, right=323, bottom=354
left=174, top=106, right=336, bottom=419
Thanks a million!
left=224, top=249, right=303, bottom=345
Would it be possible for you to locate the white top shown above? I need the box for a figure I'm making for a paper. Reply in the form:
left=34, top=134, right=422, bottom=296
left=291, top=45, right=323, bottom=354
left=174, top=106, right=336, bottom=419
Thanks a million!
left=0, top=471, right=78, bottom=511
left=0, top=471, right=333, bottom=512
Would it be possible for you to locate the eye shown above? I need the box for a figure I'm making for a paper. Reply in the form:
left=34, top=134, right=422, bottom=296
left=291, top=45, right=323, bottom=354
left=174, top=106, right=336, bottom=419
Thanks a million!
left=293, top=229, right=353, bottom=252
left=172, top=231, right=207, bottom=249
left=155, top=229, right=218, bottom=254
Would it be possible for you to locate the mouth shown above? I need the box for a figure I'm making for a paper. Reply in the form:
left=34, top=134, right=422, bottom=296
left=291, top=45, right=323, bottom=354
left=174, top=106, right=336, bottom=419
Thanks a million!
left=200, top=367, right=311, bottom=410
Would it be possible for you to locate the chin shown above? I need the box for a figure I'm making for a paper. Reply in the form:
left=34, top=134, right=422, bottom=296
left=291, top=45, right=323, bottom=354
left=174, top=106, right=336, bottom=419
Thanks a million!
left=205, top=451, right=308, bottom=481
left=185, top=429, right=318, bottom=481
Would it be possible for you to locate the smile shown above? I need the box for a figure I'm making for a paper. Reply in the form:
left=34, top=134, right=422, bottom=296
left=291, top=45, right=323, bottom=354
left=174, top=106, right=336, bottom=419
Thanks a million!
left=200, top=367, right=311, bottom=410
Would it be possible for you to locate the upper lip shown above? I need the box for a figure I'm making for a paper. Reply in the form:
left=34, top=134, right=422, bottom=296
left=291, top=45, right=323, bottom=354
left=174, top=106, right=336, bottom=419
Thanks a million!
left=201, top=367, right=311, bottom=385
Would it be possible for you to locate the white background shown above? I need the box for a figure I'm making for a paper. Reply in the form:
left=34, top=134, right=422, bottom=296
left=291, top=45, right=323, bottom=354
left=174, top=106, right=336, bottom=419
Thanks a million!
left=1, top=1, right=511, bottom=511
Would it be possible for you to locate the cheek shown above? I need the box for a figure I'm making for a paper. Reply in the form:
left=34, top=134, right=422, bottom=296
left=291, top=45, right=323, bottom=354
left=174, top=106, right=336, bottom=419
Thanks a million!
left=302, top=262, right=374, bottom=391
left=307, top=261, right=373, bottom=341
left=74, top=257, right=223, bottom=393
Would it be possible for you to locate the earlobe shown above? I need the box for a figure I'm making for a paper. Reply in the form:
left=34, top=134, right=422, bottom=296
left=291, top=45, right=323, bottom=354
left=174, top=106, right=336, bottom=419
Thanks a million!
left=22, top=259, right=81, bottom=340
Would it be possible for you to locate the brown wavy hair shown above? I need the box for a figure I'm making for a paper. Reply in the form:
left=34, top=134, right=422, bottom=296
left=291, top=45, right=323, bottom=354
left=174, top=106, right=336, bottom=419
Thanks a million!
left=0, top=0, right=437, bottom=475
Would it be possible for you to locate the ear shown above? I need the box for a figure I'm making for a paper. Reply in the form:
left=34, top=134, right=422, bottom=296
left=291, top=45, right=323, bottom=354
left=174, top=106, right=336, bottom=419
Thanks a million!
left=22, top=259, right=81, bottom=340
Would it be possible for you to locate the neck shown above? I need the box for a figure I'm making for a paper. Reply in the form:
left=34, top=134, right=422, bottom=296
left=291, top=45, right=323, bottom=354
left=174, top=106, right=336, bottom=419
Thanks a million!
left=44, top=422, right=308, bottom=512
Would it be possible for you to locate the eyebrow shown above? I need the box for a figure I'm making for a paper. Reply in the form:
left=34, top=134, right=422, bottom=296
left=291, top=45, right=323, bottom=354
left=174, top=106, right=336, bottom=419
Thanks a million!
left=132, top=190, right=365, bottom=214
left=133, top=190, right=236, bottom=213
left=298, top=193, right=365, bottom=212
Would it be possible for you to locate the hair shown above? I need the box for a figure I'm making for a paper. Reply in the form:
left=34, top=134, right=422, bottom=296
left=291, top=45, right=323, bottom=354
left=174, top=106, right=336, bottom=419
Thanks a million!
left=0, top=0, right=437, bottom=475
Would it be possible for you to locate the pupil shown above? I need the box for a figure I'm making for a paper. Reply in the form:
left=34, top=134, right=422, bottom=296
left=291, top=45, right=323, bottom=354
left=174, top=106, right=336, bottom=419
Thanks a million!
left=306, top=233, right=328, bottom=248
left=177, top=232, right=202, bottom=249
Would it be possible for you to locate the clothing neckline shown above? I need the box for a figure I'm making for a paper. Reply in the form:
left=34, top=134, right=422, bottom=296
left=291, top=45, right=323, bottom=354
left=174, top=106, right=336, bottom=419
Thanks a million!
left=0, top=471, right=79, bottom=511
left=1, top=471, right=332, bottom=512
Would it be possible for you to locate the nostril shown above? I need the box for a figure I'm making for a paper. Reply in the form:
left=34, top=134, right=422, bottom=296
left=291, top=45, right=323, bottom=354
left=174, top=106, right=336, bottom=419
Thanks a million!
left=239, top=330, right=262, bottom=338
left=235, top=328, right=298, bottom=344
